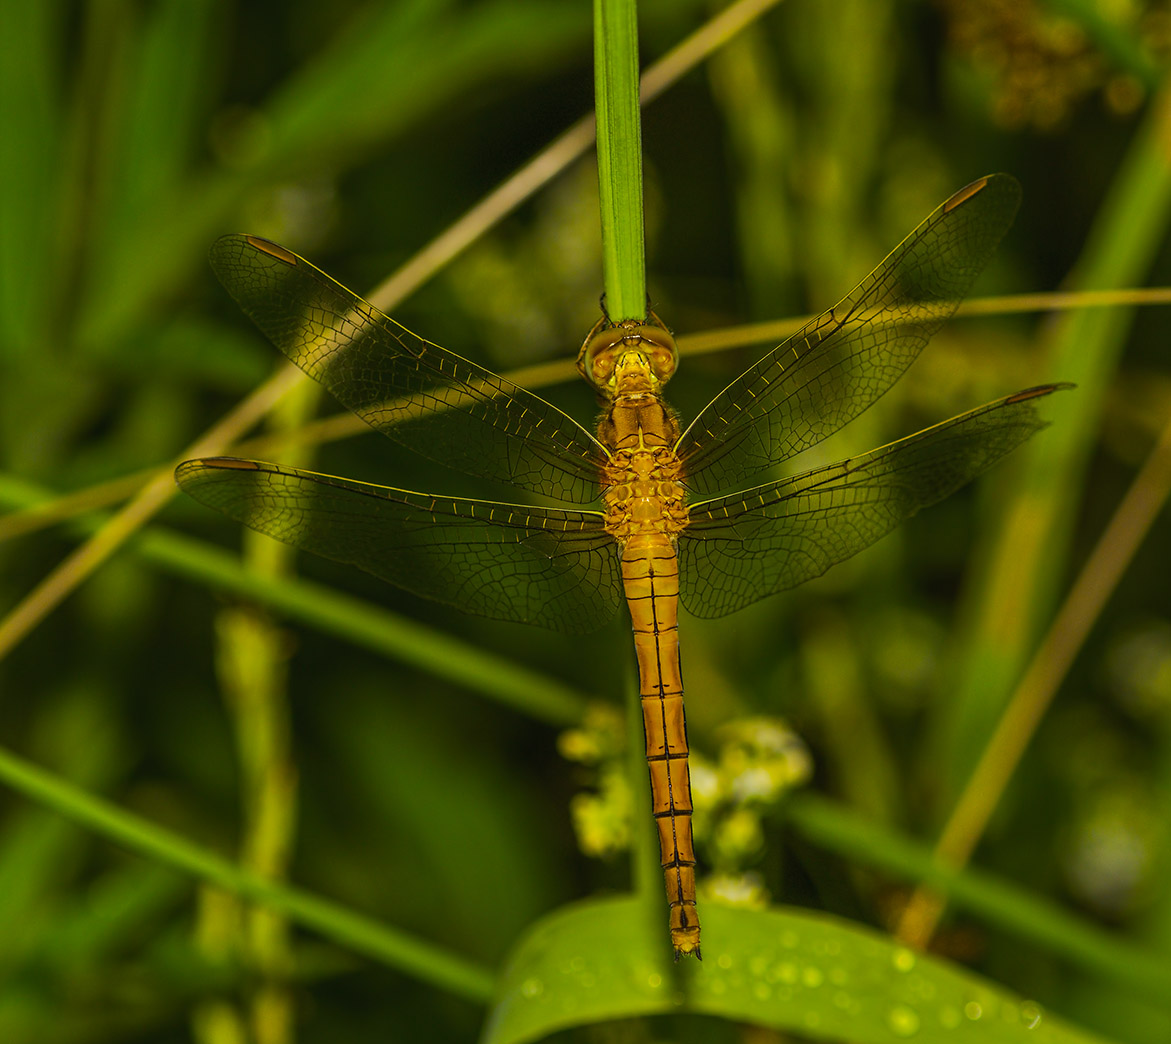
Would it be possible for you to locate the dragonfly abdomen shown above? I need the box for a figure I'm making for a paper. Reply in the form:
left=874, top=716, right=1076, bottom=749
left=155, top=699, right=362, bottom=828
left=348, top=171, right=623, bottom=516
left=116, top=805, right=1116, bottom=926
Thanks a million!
left=621, top=533, right=701, bottom=958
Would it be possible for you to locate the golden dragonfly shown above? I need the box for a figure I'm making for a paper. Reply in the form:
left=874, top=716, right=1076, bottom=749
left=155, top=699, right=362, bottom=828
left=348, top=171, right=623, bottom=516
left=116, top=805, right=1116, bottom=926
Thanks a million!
left=177, top=173, right=1067, bottom=959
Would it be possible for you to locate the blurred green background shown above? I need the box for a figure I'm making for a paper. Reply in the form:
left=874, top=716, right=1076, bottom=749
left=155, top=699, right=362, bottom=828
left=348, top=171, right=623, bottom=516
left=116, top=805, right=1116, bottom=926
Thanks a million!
left=2, top=1, right=1171, bottom=1041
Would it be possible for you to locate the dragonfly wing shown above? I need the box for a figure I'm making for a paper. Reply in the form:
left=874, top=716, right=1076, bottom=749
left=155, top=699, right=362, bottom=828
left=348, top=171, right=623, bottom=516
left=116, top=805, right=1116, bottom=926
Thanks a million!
left=175, top=458, right=622, bottom=633
left=675, top=174, right=1022, bottom=497
left=678, top=384, right=1070, bottom=618
left=209, top=235, right=608, bottom=504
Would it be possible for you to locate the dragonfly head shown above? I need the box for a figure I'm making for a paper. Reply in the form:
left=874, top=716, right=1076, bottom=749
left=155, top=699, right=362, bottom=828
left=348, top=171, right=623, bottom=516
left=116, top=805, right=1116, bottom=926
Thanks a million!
left=577, top=315, right=678, bottom=398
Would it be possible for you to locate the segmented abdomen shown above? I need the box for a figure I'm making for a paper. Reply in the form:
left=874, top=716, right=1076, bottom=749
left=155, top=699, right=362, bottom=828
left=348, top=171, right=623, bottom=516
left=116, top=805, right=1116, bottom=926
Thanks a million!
left=621, top=532, right=700, bottom=958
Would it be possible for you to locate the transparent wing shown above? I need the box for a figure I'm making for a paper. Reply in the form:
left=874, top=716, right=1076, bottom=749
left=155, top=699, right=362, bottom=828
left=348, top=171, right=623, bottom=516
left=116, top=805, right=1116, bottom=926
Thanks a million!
left=678, top=384, right=1070, bottom=618
left=175, top=458, right=622, bottom=633
left=209, top=235, right=608, bottom=504
left=675, top=174, right=1022, bottom=497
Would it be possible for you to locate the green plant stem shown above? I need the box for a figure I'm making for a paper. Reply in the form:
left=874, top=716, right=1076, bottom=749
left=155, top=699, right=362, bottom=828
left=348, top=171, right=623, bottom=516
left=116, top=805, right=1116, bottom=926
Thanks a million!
left=0, top=474, right=590, bottom=726
left=784, top=794, right=1171, bottom=1006
left=200, top=379, right=322, bottom=1044
left=594, top=0, right=646, bottom=319
left=0, top=741, right=495, bottom=1002
left=152, top=533, right=590, bottom=725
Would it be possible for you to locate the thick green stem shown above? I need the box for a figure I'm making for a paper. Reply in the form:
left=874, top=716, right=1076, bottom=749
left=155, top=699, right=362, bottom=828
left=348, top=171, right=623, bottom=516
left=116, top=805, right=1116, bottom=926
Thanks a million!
left=594, top=0, right=646, bottom=320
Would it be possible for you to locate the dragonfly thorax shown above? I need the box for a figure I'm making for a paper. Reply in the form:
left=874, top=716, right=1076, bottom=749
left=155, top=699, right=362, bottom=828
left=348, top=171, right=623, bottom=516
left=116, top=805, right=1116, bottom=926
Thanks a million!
left=599, top=377, right=688, bottom=544
left=602, top=446, right=689, bottom=542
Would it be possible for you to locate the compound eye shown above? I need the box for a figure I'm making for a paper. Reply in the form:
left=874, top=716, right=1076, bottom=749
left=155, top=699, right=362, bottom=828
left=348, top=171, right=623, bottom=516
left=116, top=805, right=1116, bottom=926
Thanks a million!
left=578, top=325, right=625, bottom=388
left=633, top=325, right=677, bottom=382
left=591, top=351, right=615, bottom=383
left=651, top=346, right=677, bottom=381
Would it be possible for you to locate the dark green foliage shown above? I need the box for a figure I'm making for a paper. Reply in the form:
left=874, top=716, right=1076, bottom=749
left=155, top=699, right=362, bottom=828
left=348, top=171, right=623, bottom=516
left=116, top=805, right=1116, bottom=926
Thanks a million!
left=1, top=2, right=1170, bottom=1042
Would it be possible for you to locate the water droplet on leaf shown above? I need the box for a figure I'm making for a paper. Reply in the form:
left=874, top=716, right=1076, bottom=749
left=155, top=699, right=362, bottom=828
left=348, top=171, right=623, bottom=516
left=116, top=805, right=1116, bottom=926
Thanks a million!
left=887, top=1005, right=920, bottom=1036
left=1021, top=1001, right=1044, bottom=1029
left=801, top=966, right=823, bottom=988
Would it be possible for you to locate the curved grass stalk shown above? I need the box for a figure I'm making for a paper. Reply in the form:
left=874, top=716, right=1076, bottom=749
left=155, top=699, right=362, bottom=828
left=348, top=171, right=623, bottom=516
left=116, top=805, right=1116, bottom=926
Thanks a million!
left=0, top=741, right=495, bottom=1002
left=0, top=475, right=590, bottom=727
left=896, top=406, right=1171, bottom=947
left=904, top=79, right=1171, bottom=948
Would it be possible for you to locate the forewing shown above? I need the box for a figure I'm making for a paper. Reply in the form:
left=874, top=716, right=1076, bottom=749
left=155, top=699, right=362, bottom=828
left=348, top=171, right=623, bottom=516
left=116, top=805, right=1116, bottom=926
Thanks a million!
left=678, top=384, right=1069, bottom=618
left=175, top=458, right=621, bottom=633
left=675, top=174, right=1022, bottom=496
left=209, top=235, right=608, bottom=504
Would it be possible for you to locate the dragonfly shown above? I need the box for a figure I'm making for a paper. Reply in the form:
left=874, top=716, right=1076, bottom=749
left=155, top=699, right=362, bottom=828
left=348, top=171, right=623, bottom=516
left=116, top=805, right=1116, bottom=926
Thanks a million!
left=177, top=173, right=1068, bottom=960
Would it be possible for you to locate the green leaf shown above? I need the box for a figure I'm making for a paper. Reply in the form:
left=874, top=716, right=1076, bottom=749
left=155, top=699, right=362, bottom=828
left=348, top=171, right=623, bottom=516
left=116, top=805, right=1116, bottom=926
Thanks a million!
left=483, top=896, right=1117, bottom=1044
